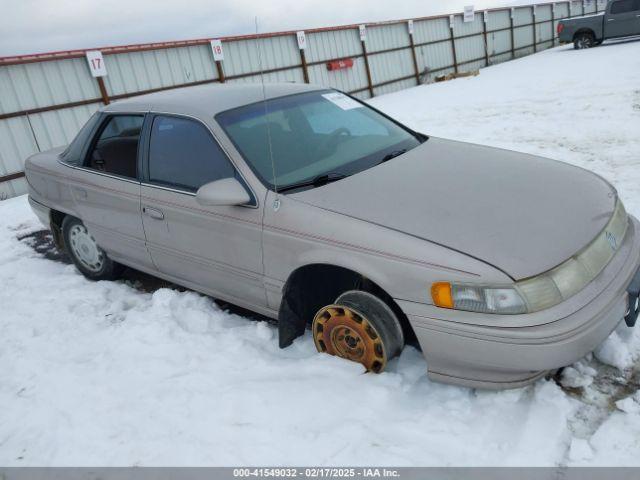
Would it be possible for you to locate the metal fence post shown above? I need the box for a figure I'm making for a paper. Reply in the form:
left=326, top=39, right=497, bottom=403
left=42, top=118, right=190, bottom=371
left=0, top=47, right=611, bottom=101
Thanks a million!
left=532, top=6, right=537, bottom=52
left=551, top=4, right=556, bottom=46
left=209, top=39, right=225, bottom=82
left=407, top=21, right=420, bottom=86
left=296, top=31, right=310, bottom=83
left=96, top=77, right=110, bottom=105
left=482, top=11, right=490, bottom=66
left=215, top=60, right=226, bottom=83
left=449, top=16, right=459, bottom=74
left=359, top=26, right=374, bottom=97
left=299, top=50, right=310, bottom=83
left=510, top=9, right=516, bottom=59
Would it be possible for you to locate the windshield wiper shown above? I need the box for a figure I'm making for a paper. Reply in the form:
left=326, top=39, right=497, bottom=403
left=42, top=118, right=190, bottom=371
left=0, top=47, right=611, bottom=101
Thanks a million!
left=278, top=172, right=348, bottom=193
left=378, top=149, right=407, bottom=164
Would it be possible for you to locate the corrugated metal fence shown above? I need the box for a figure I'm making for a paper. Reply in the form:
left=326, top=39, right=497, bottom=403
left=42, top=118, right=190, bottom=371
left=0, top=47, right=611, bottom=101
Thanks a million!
left=0, top=0, right=606, bottom=199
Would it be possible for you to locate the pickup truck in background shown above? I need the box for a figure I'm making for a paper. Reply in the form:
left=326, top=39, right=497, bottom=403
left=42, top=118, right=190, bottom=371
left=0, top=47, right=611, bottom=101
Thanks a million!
left=558, top=0, right=640, bottom=48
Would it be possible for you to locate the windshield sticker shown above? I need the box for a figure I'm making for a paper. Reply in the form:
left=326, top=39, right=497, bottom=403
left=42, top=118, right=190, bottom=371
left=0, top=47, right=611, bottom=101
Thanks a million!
left=322, top=92, right=363, bottom=111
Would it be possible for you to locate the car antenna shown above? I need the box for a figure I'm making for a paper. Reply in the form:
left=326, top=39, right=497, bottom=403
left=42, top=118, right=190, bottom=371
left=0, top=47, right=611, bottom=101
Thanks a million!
left=255, top=16, right=280, bottom=211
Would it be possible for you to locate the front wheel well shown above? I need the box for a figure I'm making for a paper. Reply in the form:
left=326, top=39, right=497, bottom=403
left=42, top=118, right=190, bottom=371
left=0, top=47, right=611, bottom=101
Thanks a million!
left=277, top=263, right=417, bottom=349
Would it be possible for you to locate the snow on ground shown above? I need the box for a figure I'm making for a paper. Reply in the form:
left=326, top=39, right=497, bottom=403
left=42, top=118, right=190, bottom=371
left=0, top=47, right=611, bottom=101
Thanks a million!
left=1, top=39, right=640, bottom=466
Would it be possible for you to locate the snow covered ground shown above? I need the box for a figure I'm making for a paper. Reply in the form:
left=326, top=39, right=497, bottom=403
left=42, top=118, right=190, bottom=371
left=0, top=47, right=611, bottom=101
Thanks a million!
left=1, top=39, right=640, bottom=466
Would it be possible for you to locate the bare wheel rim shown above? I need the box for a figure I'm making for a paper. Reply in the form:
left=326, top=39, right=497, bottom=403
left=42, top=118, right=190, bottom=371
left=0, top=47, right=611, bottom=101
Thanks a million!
left=68, top=224, right=105, bottom=273
left=312, top=304, right=387, bottom=373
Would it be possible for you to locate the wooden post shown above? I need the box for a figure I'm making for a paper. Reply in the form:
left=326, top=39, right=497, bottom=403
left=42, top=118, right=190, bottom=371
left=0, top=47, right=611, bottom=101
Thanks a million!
left=449, top=16, right=459, bottom=74
left=96, top=77, right=110, bottom=105
left=215, top=60, right=225, bottom=83
left=408, top=21, right=420, bottom=85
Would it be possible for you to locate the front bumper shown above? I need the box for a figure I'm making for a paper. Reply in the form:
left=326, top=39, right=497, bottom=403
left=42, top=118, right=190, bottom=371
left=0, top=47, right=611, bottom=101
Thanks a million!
left=399, top=215, right=640, bottom=389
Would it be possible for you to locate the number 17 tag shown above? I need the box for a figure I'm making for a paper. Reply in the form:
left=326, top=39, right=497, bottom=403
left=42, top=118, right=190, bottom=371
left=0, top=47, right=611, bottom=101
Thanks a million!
left=86, top=51, right=107, bottom=77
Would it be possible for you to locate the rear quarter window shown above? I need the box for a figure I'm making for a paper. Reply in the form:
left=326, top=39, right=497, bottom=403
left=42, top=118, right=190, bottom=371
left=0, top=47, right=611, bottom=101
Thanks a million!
left=60, top=112, right=101, bottom=165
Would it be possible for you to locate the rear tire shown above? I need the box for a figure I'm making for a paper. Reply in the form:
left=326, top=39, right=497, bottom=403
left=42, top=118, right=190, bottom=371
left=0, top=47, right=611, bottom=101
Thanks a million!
left=574, top=32, right=595, bottom=49
left=312, top=290, right=404, bottom=373
left=62, top=216, right=123, bottom=281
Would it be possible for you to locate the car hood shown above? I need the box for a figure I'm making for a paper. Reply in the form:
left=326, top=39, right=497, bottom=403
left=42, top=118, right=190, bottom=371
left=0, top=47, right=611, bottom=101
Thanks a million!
left=291, top=137, right=616, bottom=280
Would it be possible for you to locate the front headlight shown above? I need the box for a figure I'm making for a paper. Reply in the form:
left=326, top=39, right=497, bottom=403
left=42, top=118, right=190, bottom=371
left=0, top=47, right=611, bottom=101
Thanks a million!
left=432, top=282, right=527, bottom=314
left=432, top=197, right=628, bottom=315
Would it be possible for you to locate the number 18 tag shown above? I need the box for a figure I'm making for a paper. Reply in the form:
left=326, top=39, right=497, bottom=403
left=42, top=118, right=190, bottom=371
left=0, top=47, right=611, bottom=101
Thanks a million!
left=210, top=39, right=224, bottom=61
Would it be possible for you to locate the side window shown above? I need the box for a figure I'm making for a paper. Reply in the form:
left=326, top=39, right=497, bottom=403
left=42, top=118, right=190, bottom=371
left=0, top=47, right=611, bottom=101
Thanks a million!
left=610, top=0, right=636, bottom=14
left=148, top=115, right=235, bottom=192
left=85, top=115, right=144, bottom=179
left=60, top=112, right=101, bottom=166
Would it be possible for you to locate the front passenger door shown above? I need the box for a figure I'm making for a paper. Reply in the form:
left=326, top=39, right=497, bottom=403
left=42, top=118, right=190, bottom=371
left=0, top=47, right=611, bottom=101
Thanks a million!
left=140, top=114, right=267, bottom=310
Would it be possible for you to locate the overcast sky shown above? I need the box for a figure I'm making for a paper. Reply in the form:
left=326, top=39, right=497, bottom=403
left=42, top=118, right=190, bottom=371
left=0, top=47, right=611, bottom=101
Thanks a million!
left=0, top=0, right=535, bottom=57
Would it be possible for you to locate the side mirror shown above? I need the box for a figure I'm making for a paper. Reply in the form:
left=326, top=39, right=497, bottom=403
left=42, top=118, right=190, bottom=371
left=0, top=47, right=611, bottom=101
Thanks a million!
left=195, top=178, right=251, bottom=207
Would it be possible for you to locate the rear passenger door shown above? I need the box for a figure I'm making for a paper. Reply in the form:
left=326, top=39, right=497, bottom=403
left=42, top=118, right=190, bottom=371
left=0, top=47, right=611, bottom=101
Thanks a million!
left=140, top=114, right=266, bottom=310
left=605, top=0, right=640, bottom=37
left=68, top=113, right=155, bottom=271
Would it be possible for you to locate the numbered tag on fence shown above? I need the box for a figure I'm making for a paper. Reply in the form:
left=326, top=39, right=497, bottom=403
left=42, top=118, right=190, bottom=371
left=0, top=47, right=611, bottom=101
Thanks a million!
left=86, top=51, right=107, bottom=77
left=210, top=39, right=224, bottom=61
left=296, top=31, right=307, bottom=50
left=464, top=5, right=475, bottom=23
left=407, top=20, right=414, bottom=36
left=359, top=25, right=366, bottom=42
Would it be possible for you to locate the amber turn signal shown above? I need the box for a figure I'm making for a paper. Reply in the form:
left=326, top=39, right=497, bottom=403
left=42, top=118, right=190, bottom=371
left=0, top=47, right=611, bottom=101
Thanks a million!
left=431, top=282, right=454, bottom=309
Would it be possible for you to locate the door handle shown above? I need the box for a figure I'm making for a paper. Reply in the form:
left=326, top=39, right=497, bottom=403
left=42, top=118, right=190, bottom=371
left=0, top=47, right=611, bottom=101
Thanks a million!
left=142, top=206, right=164, bottom=220
left=607, top=18, right=615, bottom=21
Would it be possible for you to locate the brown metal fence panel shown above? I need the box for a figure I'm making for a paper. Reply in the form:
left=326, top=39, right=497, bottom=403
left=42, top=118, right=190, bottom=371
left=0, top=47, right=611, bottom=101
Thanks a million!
left=0, top=2, right=581, bottom=197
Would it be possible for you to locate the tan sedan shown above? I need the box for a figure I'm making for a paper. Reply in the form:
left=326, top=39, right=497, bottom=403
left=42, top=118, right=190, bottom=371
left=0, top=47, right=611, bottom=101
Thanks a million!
left=25, top=83, right=640, bottom=388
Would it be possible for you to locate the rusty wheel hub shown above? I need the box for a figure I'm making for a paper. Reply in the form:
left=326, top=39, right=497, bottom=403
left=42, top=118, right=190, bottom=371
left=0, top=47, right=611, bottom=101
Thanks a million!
left=312, top=305, right=386, bottom=373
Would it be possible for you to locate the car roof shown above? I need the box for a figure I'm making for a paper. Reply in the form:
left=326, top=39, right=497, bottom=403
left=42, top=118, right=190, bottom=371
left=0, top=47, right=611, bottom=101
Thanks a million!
left=103, top=82, right=326, bottom=118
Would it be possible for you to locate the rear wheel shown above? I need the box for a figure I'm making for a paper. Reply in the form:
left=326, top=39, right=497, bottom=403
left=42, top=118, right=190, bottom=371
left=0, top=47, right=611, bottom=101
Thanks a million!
left=62, top=216, right=123, bottom=281
left=574, top=32, right=595, bottom=49
left=312, top=290, right=404, bottom=373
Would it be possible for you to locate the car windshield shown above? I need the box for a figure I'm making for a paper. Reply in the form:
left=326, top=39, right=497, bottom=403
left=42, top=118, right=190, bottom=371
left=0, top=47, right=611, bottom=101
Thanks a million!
left=216, top=90, right=423, bottom=192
